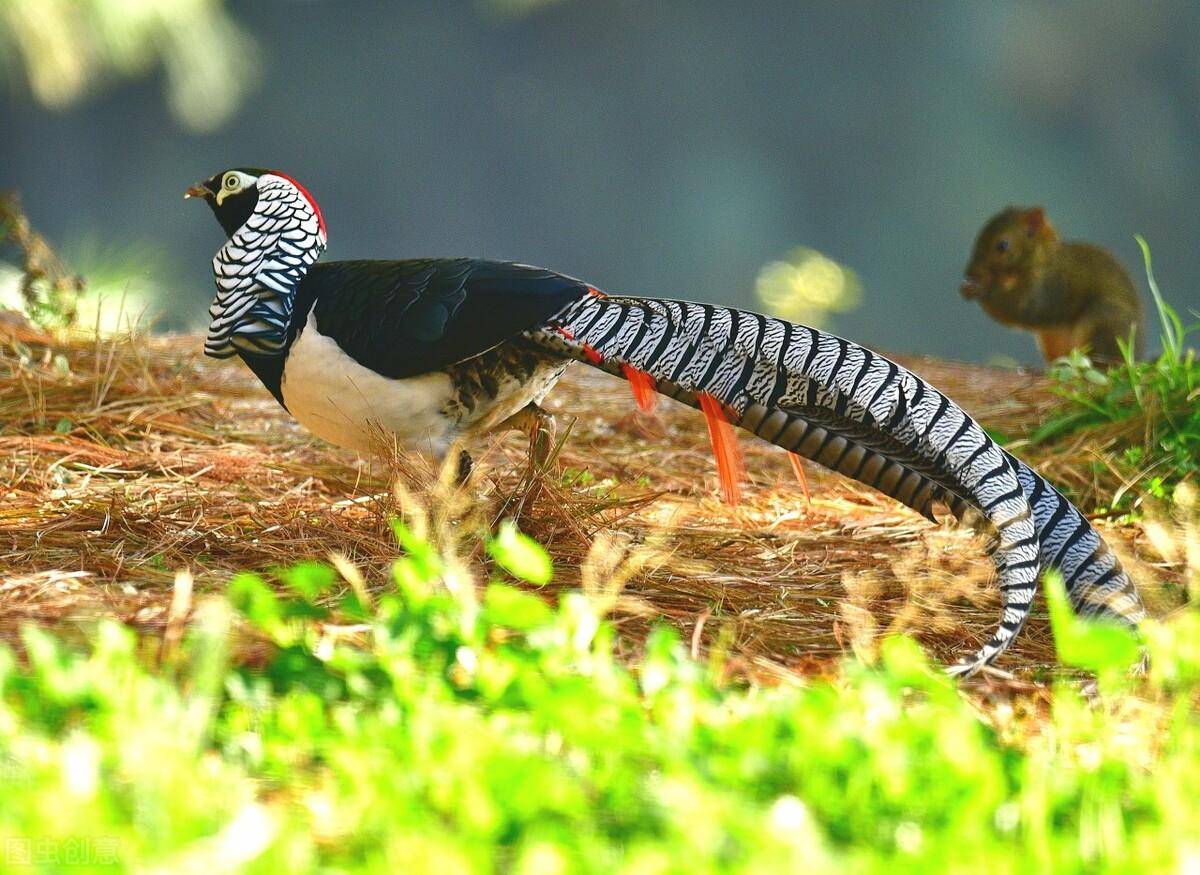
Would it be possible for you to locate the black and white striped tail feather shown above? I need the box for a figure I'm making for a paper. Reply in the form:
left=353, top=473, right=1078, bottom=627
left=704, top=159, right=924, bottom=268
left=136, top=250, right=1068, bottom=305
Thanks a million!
left=1014, top=461, right=1145, bottom=625
left=589, top=359, right=971, bottom=525
left=526, top=294, right=1144, bottom=673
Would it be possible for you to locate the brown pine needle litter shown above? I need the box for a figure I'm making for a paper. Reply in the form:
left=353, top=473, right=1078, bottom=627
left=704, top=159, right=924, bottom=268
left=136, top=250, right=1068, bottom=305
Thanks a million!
left=0, top=320, right=1184, bottom=681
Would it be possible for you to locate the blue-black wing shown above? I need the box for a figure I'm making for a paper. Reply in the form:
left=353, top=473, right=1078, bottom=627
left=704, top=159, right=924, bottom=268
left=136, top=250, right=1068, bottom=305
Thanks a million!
left=299, top=258, right=588, bottom=379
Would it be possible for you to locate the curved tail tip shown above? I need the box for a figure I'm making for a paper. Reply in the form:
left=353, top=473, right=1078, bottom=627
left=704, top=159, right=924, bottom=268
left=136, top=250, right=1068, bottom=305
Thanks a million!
left=945, top=657, right=988, bottom=679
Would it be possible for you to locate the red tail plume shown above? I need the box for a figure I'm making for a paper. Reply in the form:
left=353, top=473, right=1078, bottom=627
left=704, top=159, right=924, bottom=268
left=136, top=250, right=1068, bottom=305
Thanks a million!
left=787, top=451, right=812, bottom=505
left=698, top=393, right=745, bottom=505
left=621, top=363, right=659, bottom=414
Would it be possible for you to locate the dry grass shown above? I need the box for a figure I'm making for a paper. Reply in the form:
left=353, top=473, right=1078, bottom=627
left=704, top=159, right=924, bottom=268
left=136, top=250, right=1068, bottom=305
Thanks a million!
left=0, top=320, right=1184, bottom=681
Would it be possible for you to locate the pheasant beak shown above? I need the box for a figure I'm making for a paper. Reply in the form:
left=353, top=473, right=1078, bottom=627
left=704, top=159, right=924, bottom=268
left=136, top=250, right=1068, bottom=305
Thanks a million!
left=184, top=183, right=212, bottom=200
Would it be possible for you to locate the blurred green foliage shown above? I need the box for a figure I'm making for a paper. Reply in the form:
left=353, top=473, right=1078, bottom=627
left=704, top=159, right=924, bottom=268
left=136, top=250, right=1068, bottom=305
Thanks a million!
left=0, top=515, right=1197, bottom=871
left=0, top=199, right=173, bottom=333
left=0, top=0, right=255, bottom=131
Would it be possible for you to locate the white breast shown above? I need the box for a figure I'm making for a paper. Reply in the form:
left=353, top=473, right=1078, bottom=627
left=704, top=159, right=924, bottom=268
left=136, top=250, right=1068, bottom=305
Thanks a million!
left=280, top=317, right=457, bottom=456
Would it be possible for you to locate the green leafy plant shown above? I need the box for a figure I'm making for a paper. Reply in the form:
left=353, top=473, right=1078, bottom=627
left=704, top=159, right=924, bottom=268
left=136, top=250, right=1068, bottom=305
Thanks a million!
left=1031, top=237, right=1199, bottom=510
left=1043, top=572, right=1141, bottom=691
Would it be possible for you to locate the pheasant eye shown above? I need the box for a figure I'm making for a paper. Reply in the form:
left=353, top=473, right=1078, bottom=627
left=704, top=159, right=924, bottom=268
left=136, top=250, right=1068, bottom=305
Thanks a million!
left=995, top=239, right=1010, bottom=253
left=223, top=174, right=240, bottom=190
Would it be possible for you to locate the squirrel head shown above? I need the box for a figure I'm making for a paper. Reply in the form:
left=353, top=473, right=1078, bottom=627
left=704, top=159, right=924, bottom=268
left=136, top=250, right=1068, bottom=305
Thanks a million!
left=960, top=206, right=1060, bottom=302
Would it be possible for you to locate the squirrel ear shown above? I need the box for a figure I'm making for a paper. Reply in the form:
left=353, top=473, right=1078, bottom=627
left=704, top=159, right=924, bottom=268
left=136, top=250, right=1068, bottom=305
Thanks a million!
left=1024, top=207, right=1047, bottom=234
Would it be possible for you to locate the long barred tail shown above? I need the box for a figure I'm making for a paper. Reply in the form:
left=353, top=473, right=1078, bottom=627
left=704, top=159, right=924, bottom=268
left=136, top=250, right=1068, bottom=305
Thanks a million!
left=525, top=294, right=1145, bottom=674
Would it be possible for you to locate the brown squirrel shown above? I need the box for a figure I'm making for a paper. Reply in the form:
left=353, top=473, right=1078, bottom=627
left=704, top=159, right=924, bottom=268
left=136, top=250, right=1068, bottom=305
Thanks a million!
left=960, top=206, right=1143, bottom=363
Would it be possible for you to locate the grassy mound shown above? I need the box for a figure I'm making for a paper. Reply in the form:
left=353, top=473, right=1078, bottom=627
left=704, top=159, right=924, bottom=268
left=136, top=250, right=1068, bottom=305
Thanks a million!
left=1021, top=239, right=1199, bottom=512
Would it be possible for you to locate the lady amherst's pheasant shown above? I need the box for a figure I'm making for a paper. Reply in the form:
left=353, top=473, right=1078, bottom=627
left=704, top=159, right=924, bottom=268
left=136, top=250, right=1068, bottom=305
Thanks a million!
left=187, top=167, right=1145, bottom=675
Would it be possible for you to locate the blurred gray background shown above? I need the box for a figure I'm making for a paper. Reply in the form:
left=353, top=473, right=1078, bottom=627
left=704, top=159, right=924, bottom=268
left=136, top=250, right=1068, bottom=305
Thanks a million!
left=2, top=0, right=1198, bottom=363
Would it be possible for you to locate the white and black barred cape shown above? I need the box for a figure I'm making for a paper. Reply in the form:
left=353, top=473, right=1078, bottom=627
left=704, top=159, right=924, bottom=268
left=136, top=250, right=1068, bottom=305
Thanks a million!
left=206, top=174, right=326, bottom=359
